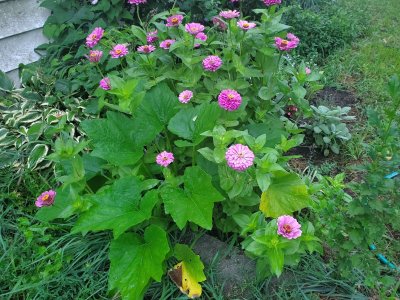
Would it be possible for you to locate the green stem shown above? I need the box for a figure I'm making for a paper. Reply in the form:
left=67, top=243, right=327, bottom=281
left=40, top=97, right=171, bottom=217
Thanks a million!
left=136, top=5, right=143, bottom=28
left=192, top=146, right=196, bottom=166
left=95, top=63, right=104, bottom=78
left=171, top=0, right=178, bottom=10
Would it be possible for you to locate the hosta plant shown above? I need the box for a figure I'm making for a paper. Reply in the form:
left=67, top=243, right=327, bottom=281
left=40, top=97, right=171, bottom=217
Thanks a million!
left=36, top=2, right=323, bottom=299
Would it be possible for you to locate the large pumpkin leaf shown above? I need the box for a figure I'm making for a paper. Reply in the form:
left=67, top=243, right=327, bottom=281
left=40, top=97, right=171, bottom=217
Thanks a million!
left=109, top=225, right=170, bottom=300
left=259, top=172, right=310, bottom=218
left=168, top=103, right=221, bottom=145
left=169, top=244, right=206, bottom=298
left=72, top=177, right=159, bottom=238
left=81, top=111, right=142, bottom=166
left=132, top=82, right=179, bottom=146
left=161, top=166, right=224, bottom=229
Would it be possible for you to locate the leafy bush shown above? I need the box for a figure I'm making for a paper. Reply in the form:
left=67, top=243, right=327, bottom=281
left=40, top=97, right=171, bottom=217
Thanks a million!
left=312, top=75, right=400, bottom=293
left=35, top=3, right=326, bottom=299
left=305, top=105, right=355, bottom=155
left=283, top=3, right=366, bottom=61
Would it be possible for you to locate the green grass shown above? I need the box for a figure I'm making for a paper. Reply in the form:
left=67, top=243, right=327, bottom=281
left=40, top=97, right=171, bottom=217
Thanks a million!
left=325, top=0, right=400, bottom=105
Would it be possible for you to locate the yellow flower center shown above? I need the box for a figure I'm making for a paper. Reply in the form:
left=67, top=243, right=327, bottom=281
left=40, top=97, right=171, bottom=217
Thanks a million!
left=91, top=34, right=97, bottom=40
left=228, top=94, right=235, bottom=99
left=115, top=49, right=122, bottom=54
left=172, top=17, right=179, bottom=24
left=42, top=194, right=50, bottom=201
left=243, top=23, right=249, bottom=28
left=162, top=156, right=168, bottom=161
left=283, top=224, right=292, bottom=233
left=281, top=39, right=289, bottom=46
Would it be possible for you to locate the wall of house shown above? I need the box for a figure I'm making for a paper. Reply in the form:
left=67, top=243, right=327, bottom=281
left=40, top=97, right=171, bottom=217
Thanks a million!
left=0, top=0, right=49, bottom=84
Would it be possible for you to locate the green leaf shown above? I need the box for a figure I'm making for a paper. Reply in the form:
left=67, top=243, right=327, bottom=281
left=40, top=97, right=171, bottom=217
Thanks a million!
left=81, top=111, right=142, bottom=166
left=133, top=83, right=179, bottom=146
left=27, top=144, right=49, bottom=169
left=161, top=166, right=224, bottom=230
left=109, top=225, right=170, bottom=300
left=0, top=70, right=14, bottom=91
left=266, top=247, right=284, bottom=277
left=259, top=172, right=311, bottom=218
left=174, top=244, right=206, bottom=282
left=72, top=177, right=159, bottom=238
left=168, top=103, right=221, bottom=145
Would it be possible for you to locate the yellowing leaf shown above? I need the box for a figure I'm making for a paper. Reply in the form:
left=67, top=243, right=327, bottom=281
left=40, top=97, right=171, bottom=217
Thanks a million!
left=168, top=262, right=202, bottom=299
left=259, top=172, right=311, bottom=218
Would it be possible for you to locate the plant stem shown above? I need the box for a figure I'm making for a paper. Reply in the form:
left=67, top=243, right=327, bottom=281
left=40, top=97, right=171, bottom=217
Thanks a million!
left=136, top=5, right=143, bottom=28
left=95, top=63, right=104, bottom=78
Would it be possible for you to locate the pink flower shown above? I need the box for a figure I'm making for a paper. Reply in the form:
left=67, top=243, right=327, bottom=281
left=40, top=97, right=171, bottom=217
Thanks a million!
left=185, top=23, right=205, bottom=35
left=166, top=14, right=184, bottom=27
left=156, top=151, right=174, bottom=167
left=86, top=27, right=104, bottom=48
left=230, top=0, right=240, bottom=2
left=277, top=215, right=302, bottom=239
left=202, top=55, right=222, bottom=72
left=99, top=77, right=111, bottom=90
left=178, top=90, right=193, bottom=103
left=305, top=67, right=311, bottom=75
left=87, top=50, right=103, bottom=62
left=212, top=16, right=227, bottom=31
left=219, top=10, right=240, bottom=19
left=35, top=190, right=56, bottom=207
left=127, top=0, right=146, bottom=4
left=146, top=30, right=158, bottom=43
left=160, top=39, right=176, bottom=50
left=218, top=89, right=242, bottom=111
left=263, top=0, right=282, bottom=6
left=274, top=33, right=299, bottom=51
left=110, top=44, right=129, bottom=58
left=137, top=45, right=156, bottom=53
left=195, top=32, right=208, bottom=41
left=237, top=20, right=256, bottom=30
left=225, top=144, right=255, bottom=171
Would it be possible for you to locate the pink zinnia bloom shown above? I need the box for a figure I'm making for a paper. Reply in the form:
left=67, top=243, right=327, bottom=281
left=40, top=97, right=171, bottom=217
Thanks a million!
left=219, top=10, right=240, bottom=19
left=160, top=39, right=176, bottom=50
left=110, top=44, right=129, bottom=58
left=218, top=89, right=242, bottom=111
left=35, top=190, right=56, bottom=207
left=185, top=23, right=205, bottom=35
left=156, top=151, right=174, bottom=167
left=178, top=90, right=193, bottom=103
left=231, top=0, right=240, bottom=2
left=305, top=67, right=311, bottom=75
left=99, top=77, right=111, bottom=90
left=202, top=55, right=222, bottom=72
left=146, top=30, right=158, bottom=43
left=275, top=33, right=299, bottom=51
left=237, top=20, right=256, bottom=30
left=127, top=0, right=147, bottom=4
left=212, top=16, right=227, bottom=31
left=87, top=50, right=103, bottom=62
left=86, top=27, right=104, bottom=48
left=166, top=14, right=184, bottom=27
left=195, top=32, right=208, bottom=41
left=263, top=0, right=281, bottom=6
left=225, top=144, right=254, bottom=171
left=277, top=215, right=302, bottom=239
left=137, top=45, right=156, bottom=53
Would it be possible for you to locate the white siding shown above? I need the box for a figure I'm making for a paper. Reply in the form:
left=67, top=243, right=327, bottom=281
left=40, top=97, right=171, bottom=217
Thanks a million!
left=0, top=0, right=49, bottom=83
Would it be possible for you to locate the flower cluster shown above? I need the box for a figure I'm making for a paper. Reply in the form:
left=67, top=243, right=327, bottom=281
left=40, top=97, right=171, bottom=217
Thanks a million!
left=202, top=55, right=223, bottom=72
left=86, top=27, right=104, bottom=48
left=218, top=89, right=242, bottom=111
left=110, top=44, right=129, bottom=58
left=35, top=190, right=56, bottom=207
left=275, top=33, right=299, bottom=51
left=156, top=151, right=174, bottom=167
left=225, top=144, right=255, bottom=171
left=178, top=90, right=193, bottom=103
left=263, top=0, right=282, bottom=6
left=277, top=215, right=302, bottom=239
left=127, top=0, right=146, bottom=4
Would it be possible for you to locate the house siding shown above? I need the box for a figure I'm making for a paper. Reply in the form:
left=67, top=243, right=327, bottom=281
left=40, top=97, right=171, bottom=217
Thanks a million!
left=0, top=0, right=49, bottom=83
